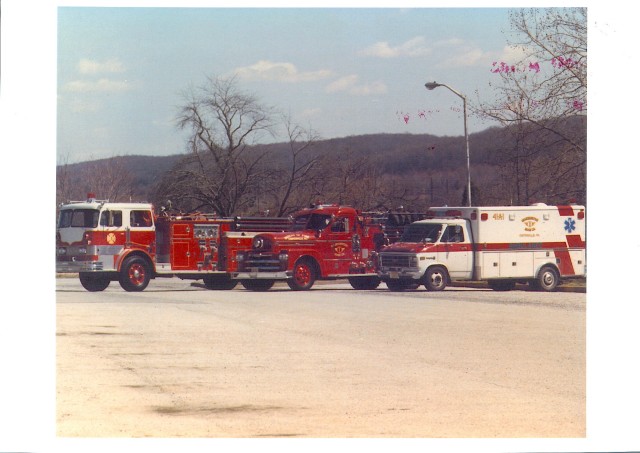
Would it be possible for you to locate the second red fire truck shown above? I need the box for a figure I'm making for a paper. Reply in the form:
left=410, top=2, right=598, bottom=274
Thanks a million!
left=231, top=204, right=394, bottom=291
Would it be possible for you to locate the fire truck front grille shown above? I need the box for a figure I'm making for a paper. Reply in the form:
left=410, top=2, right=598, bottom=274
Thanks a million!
left=380, top=253, right=415, bottom=269
left=243, top=253, right=284, bottom=272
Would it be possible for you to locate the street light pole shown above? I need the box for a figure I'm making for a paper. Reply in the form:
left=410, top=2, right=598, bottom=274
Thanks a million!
left=425, top=81, right=472, bottom=207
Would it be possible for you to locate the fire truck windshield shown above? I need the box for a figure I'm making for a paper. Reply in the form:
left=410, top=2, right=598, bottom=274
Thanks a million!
left=58, top=209, right=100, bottom=229
left=401, top=223, right=443, bottom=243
left=292, top=213, right=332, bottom=231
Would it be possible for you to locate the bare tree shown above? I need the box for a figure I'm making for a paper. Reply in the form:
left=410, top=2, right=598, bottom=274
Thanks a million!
left=264, top=116, right=322, bottom=216
left=477, top=7, right=587, bottom=204
left=57, top=156, right=134, bottom=204
left=56, top=154, right=73, bottom=206
left=172, top=76, right=277, bottom=216
left=310, top=150, right=414, bottom=211
left=87, top=157, right=135, bottom=202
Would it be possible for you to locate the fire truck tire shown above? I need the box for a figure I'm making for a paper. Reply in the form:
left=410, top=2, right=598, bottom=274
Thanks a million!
left=423, top=266, right=448, bottom=291
left=533, top=266, right=560, bottom=292
left=241, top=280, right=275, bottom=291
left=287, top=258, right=317, bottom=291
left=348, top=276, right=381, bottom=290
left=79, top=273, right=111, bottom=292
left=119, top=256, right=151, bottom=292
left=203, top=275, right=237, bottom=290
left=488, top=279, right=516, bottom=291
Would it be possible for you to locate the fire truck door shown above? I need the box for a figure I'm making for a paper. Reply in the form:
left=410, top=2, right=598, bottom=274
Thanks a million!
left=326, top=216, right=353, bottom=273
left=128, top=208, right=155, bottom=255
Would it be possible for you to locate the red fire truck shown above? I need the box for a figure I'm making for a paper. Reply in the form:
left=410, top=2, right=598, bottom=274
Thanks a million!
left=230, top=204, right=416, bottom=291
left=56, top=194, right=290, bottom=292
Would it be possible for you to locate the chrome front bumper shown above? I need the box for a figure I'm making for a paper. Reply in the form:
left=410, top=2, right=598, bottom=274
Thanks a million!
left=56, top=260, right=104, bottom=273
left=232, top=271, right=292, bottom=280
left=378, top=268, right=423, bottom=281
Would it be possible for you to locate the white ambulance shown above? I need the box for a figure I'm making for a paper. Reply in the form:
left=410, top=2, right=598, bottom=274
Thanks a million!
left=377, top=204, right=586, bottom=292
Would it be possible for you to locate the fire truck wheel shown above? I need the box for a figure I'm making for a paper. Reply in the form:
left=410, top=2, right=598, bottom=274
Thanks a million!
left=241, top=280, right=275, bottom=291
left=79, top=273, right=111, bottom=292
left=287, top=258, right=317, bottom=291
left=423, top=266, right=448, bottom=291
left=348, top=276, right=381, bottom=290
left=534, top=266, right=560, bottom=292
left=119, top=256, right=151, bottom=292
left=203, top=275, right=238, bottom=290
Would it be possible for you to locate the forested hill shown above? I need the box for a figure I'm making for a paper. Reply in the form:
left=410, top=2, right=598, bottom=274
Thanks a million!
left=56, top=115, right=586, bottom=211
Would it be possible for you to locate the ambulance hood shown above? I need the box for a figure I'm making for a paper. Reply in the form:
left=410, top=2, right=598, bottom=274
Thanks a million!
left=382, top=242, right=434, bottom=254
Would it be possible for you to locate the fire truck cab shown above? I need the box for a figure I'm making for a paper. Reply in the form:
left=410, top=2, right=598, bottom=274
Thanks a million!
left=56, top=197, right=158, bottom=291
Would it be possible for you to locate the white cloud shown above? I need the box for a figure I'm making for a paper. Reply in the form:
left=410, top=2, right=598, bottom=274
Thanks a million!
left=495, top=45, right=530, bottom=65
left=441, top=47, right=486, bottom=68
left=68, top=99, right=101, bottom=113
left=349, top=81, right=387, bottom=96
left=77, top=58, right=125, bottom=75
left=234, top=60, right=333, bottom=82
left=326, top=75, right=359, bottom=93
left=63, top=78, right=131, bottom=93
left=325, top=75, right=387, bottom=96
left=300, top=108, right=322, bottom=119
left=360, top=36, right=432, bottom=58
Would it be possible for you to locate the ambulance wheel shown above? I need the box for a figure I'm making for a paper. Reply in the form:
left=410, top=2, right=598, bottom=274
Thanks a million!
left=287, top=258, right=317, bottom=291
left=423, top=266, right=447, bottom=291
left=348, top=276, right=381, bottom=290
left=534, top=266, right=560, bottom=292
left=119, top=256, right=151, bottom=292
left=241, top=280, right=275, bottom=291
left=79, top=273, right=111, bottom=292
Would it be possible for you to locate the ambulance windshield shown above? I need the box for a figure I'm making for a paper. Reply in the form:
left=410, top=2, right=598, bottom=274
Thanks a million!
left=401, top=223, right=443, bottom=243
left=57, top=209, right=100, bottom=229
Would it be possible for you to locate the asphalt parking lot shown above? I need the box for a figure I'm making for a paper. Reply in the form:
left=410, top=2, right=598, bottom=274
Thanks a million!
left=56, top=277, right=586, bottom=438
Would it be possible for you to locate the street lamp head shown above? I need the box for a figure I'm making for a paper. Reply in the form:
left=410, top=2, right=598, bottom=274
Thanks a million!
left=425, top=82, right=441, bottom=90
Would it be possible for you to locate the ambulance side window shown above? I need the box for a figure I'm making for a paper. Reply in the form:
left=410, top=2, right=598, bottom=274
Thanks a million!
left=100, top=210, right=122, bottom=227
left=442, top=225, right=464, bottom=243
left=131, top=210, right=153, bottom=228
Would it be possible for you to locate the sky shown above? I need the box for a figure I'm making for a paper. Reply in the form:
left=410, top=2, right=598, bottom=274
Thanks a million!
left=55, top=7, right=526, bottom=164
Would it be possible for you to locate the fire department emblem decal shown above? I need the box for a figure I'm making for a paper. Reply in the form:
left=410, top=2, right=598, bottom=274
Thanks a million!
left=521, top=216, right=538, bottom=232
left=107, top=233, right=117, bottom=244
left=333, top=243, right=349, bottom=256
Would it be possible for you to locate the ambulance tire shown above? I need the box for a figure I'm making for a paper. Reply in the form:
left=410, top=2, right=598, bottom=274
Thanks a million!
left=241, top=280, right=275, bottom=291
left=119, top=256, right=151, bottom=292
left=423, top=266, right=448, bottom=291
left=287, top=258, right=317, bottom=291
left=348, top=276, right=381, bottom=290
left=203, top=275, right=237, bottom=290
left=79, top=273, right=111, bottom=292
left=534, top=266, right=560, bottom=292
